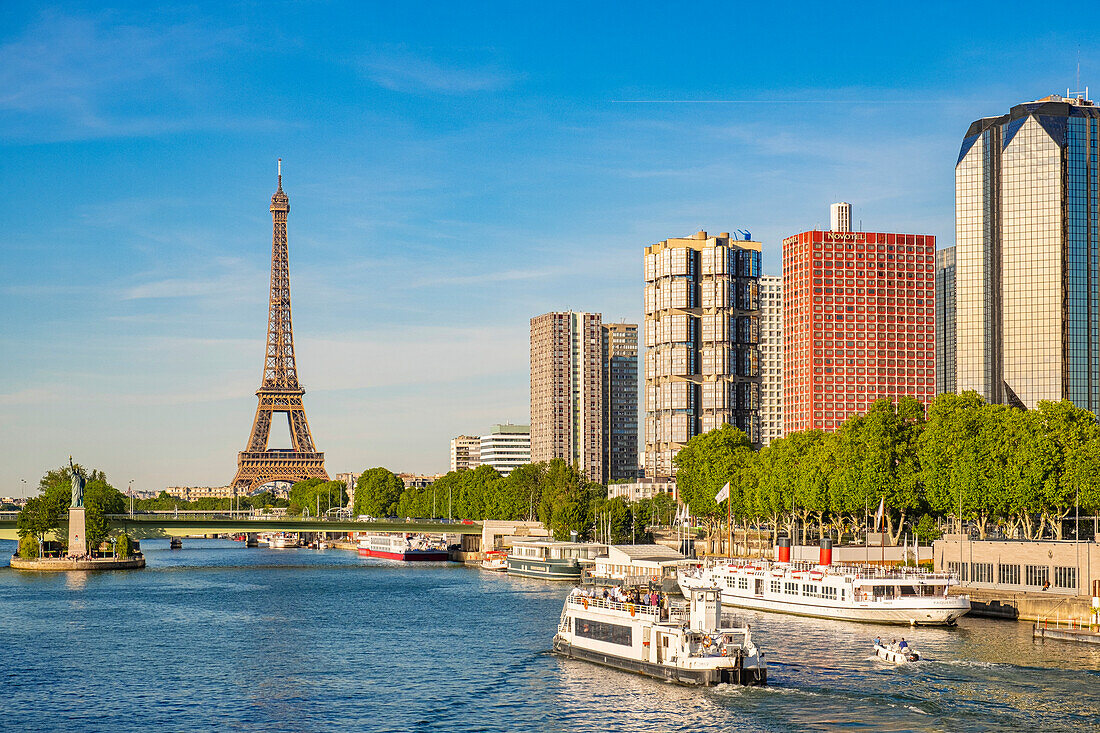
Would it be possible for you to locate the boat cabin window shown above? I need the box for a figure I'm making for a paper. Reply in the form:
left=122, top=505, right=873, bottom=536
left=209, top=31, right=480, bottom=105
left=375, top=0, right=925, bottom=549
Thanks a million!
left=899, top=585, right=919, bottom=596
left=872, top=585, right=895, bottom=598
left=574, top=617, right=632, bottom=647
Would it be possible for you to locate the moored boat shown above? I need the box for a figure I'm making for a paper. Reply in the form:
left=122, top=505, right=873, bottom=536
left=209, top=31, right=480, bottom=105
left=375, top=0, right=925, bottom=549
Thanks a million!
left=507, top=540, right=607, bottom=580
left=553, top=586, right=767, bottom=686
left=480, top=550, right=508, bottom=571
left=357, top=533, right=449, bottom=561
left=269, top=534, right=300, bottom=549
left=677, top=547, right=969, bottom=626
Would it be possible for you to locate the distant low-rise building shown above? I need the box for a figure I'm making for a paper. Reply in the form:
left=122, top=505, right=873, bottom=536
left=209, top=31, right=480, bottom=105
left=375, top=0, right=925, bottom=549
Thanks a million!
left=163, top=485, right=237, bottom=501
left=449, top=435, right=481, bottom=472
left=479, top=424, right=531, bottom=477
left=607, top=478, right=677, bottom=503
left=397, top=473, right=443, bottom=490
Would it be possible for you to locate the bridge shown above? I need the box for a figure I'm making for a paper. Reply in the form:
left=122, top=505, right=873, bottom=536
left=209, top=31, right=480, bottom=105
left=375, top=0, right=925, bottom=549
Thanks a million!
left=0, top=511, right=482, bottom=542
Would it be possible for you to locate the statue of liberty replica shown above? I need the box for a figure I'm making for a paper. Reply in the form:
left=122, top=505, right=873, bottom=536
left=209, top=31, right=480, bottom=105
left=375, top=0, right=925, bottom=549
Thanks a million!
left=67, top=455, right=87, bottom=556
left=70, top=456, right=84, bottom=508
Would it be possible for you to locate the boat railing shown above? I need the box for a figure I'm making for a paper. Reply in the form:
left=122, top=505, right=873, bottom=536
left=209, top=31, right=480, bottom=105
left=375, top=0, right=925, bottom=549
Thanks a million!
left=700, top=557, right=959, bottom=584
left=567, top=593, right=662, bottom=618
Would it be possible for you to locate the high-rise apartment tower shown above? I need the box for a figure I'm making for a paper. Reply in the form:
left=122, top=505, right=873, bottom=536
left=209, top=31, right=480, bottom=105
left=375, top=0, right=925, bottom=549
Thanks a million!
left=530, top=312, right=603, bottom=482
left=783, top=207, right=936, bottom=433
left=644, top=231, right=762, bottom=478
left=935, top=247, right=957, bottom=395
left=956, top=93, right=1100, bottom=411
left=759, top=276, right=784, bottom=445
left=601, top=323, right=639, bottom=483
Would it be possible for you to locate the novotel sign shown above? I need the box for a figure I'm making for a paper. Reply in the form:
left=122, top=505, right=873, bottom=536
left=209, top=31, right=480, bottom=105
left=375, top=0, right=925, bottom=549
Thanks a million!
left=783, top=231, right=867, bottom=246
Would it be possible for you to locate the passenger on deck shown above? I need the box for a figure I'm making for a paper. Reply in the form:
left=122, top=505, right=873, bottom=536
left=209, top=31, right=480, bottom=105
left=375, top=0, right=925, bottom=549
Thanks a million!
left=898, top=638, right=908, bottom=650
left=874, top=636, right=882, bottom=647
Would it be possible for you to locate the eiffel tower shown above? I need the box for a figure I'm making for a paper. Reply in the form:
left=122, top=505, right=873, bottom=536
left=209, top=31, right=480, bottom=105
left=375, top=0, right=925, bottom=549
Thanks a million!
left=232, top=160, right=328, bottom=491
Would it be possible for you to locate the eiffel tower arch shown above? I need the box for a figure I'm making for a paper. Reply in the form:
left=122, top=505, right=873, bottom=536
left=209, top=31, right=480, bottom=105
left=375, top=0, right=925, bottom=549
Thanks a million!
left=232, top=160, right=329, bottom=491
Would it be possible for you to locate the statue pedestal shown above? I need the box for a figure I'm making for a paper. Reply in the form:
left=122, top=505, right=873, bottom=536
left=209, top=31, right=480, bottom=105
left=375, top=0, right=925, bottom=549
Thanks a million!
left=68, top=507, right=87, bottom=556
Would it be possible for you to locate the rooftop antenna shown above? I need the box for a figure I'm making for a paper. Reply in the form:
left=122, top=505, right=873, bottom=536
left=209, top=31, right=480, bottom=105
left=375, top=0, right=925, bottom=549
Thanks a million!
left=277, top=158, right=283, bottom=189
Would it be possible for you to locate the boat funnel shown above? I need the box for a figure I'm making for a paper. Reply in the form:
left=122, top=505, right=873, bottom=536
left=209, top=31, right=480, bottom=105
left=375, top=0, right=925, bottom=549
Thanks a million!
left=819, top=537, right=833, bottom=566
left=777, top=536, right=791, bottom=563
left=689, top=587, right=721, bottom=632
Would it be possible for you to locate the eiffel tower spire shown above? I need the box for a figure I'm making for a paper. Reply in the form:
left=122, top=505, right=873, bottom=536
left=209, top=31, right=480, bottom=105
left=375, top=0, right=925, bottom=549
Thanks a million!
left=232, top=160, right=328, bottom=491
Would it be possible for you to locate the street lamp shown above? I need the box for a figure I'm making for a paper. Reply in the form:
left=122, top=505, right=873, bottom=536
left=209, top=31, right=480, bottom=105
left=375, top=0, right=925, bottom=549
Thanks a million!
left=128, top=480, right=134, bottom=517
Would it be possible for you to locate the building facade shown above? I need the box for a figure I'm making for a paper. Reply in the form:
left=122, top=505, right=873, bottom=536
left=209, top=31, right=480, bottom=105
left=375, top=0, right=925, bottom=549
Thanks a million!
left=601, top=322, right=639, bottom=483
left=606, top=478, right=678, bottom=503
left=783, top=206, right=936, bottom=433
left=449, top=435, right=481, bottom=472
left=759, top=275, right=784, bottom=445
left=479, top=424, right=531, bottom=477
left=935, top=247, right=957, bottom=395
left=530, top=312, right=603, bottom=482
left=956, top=94, right=1100, bottom=411
left=164, top=485, right=237, bottom=501
left=644, top=231, right=762, bottom=478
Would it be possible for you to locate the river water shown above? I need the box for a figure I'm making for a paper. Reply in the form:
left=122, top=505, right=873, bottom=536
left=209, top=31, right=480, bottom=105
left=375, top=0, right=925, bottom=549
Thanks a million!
left=2, top=539, right=1098, bottom=732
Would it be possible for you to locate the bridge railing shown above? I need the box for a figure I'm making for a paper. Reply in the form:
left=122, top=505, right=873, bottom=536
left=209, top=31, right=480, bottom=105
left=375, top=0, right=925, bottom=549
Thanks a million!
left=105, top=512, right=477, bottom=525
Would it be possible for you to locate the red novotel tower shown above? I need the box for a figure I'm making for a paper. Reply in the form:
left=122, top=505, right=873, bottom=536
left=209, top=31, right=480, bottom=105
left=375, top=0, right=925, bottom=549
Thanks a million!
left=783, top=204, right=936, bottom=433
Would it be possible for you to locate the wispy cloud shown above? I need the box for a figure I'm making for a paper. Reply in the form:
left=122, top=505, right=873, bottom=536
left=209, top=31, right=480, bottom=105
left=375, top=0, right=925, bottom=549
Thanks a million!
left=0, top=10, right=247, bottom=140
left=361, top=50, right=515, bottom=94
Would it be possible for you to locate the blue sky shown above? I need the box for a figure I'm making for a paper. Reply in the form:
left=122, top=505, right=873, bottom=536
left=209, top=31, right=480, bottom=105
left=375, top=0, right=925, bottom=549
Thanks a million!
left=0, top=2, right=1094, bottom=494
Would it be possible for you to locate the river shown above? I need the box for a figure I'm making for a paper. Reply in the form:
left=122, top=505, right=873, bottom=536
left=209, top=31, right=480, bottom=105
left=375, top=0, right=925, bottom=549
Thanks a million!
left=2, top=539, right=1098, bottom=731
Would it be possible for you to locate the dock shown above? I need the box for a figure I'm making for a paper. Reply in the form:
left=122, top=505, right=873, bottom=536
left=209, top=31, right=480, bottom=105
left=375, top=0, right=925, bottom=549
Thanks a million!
left=1033, top=622, right=1100, bottom=645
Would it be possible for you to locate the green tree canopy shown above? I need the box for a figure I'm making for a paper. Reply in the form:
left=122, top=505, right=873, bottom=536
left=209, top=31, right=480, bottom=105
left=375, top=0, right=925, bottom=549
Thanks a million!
left=354, top=468, right=405, bottom=517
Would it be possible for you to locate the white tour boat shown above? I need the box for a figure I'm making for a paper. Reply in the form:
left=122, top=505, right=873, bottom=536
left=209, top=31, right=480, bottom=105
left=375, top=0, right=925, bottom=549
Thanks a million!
left=677, top=543, right=969, bottom=626
left=480, top=550, right=508, bottom=572
left=553, top=586, right=767, bottom=686
left=873, top=640, right=921, bottom=663
left=269, top=534, right=300, bottom=549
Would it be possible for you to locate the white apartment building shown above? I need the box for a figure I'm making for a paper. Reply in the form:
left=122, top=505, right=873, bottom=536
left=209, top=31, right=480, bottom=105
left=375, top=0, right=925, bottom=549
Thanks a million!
left=479, top=424, right=531, bottom=477
left=449, top=435, right=481, bottom=472
left=760, top=275, right=784, bottom=446
left=606, top=478, right=678, bottom=503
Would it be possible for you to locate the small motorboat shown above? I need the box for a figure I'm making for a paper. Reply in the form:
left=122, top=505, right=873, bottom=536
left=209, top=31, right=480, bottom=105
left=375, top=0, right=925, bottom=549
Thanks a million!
left=169, top=538, right=183, bottom=550
left=873, top=641, right=921, bottom=663
left=480, top=550, right=508, bottom=572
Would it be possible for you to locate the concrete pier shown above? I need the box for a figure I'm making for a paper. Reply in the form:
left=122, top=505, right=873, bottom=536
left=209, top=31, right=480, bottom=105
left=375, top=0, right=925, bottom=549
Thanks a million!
left=10, top=555, right=146, bottom=572
left=1033, top=624, right=1100, bottom=645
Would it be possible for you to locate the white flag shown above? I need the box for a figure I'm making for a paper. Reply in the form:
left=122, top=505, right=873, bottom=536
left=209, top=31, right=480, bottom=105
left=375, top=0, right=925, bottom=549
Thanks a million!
left=715, top=482, right=730, bottom=505
left=874, top=497, right=885, bottom=532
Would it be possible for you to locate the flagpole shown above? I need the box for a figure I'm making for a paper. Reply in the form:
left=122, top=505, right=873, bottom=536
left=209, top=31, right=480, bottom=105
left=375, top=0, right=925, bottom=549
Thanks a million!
left=727, top=491, right=732, bottom=559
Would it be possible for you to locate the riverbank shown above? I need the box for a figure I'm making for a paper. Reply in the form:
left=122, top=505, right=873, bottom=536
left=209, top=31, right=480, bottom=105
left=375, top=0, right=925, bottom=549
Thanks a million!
left=951, top=586, right=1098, bottom=624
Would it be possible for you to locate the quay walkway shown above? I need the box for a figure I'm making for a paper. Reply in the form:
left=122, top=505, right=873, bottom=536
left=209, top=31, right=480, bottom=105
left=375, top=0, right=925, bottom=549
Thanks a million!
left=0, top=511, right=481, bottom=542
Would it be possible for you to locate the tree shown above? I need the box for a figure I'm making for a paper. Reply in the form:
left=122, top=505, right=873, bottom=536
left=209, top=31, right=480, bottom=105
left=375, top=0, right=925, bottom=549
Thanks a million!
left=17, top=494, right=65, bottom=545
left=592, top=497, right=633, bottom=544
left=83, top=479, right=125, bottom=551
left=116, top=533, right=132, bottom=558
left=17, top=496, right=61, bottom=544
left=354, top=468, right=404, bottom=517
left=537, top=459, right=602, bottom=540
left=674, top=424, right=753, bottom=517
left=289, top=478, right=348, bottom=516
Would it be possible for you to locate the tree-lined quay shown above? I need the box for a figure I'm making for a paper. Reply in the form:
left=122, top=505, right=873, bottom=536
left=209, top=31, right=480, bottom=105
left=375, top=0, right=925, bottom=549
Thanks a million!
left=675, top=392, right=1100, bottom=546
left=16, top=391, right=1100, bottom=558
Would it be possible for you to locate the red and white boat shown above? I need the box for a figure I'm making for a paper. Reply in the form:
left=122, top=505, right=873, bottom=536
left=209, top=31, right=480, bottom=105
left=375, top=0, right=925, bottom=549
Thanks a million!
left=357, top=533, right=449, bottom=561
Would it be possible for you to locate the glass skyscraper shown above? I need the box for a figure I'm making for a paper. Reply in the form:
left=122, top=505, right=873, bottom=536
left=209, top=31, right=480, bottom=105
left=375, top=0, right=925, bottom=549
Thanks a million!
left=955, top=94, right=1100, bottom=411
